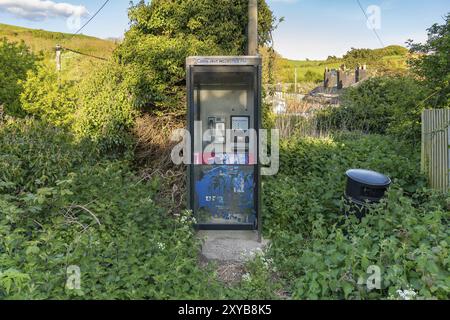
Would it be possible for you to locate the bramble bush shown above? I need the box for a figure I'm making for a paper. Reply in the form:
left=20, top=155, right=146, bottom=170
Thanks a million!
left=263, top=133, right=449, bottom=299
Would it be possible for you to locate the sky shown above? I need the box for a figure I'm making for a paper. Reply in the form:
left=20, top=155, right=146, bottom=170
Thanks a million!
left=0, top=0, right=449, bottom=60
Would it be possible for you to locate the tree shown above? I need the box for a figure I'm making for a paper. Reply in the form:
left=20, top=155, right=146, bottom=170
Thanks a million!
left=0, top=39, right=40, bottom=116
left=115, top=0, right=276, bottom=115
left=408, top=13, right=450, bottom=108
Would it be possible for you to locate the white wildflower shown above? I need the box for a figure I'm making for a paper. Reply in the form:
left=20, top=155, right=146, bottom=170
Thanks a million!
left=396, top=288, right=417, bottom=300
left=242, top=273, right=252, bottom=282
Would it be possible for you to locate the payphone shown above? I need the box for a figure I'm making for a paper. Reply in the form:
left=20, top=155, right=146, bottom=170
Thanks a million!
left=186, top=56, right=262, bottom=232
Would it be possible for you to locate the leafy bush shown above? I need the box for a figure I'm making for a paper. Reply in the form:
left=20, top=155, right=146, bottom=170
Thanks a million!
left=73, top=62, right=139, bottom=153
left=408, top=13, right=450, bottom=109
left=263, top=133, right=449, bottom=299
left=20, top=62, right=77, bottom=127
left=316, top=76, right=428, bottom=143
left=264, top=133, right=426, bottom=236
left=268, top=188, right=449, bottom=300
left=0, top=119, right=99, bottom=192
left=127, top=0, right=275, bottom=56
left=115, top=0, right=276, bottom=115
left=0, top=38, right=40, bottom=116
left=0, top=119, right=225, bottom=299
left=115, top=33, right=219, bottom=115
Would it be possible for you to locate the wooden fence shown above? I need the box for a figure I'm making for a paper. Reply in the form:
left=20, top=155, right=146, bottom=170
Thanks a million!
left=421, top=109, right=450, bottom=192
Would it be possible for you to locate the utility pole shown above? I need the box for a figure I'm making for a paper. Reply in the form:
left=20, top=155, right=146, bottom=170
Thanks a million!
left=248, top=0, right=258, bottom=56
left=294, top=68, right=298, bottom=93
left=55, top=45, right=62, bottom=71
left=55, top=44, right=62, bottom=88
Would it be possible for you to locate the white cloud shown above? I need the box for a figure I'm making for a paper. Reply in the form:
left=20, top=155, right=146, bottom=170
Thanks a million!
left=0, top=0, right=88, bottom=21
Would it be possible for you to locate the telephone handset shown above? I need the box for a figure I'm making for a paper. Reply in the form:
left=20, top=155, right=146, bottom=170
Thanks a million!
left=208, top=117, right=226, bottom=144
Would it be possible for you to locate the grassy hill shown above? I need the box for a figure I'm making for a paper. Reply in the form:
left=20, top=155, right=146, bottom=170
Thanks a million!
left=1, top=23, right=410, bottom=88
left=276, top=45, right=410, bottom=85
left=0, top=23, right=116, bottom=57
left=0, top=23, right=117, bottom=81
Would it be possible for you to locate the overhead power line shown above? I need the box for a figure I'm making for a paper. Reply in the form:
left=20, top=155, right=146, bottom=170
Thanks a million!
left=74, top=0, right=111, bottom=35
left=56, top=0, right=111, bottom=68
left=356, top=0, right=386, bottom=48
left=61, top=46, right=108, bottom=61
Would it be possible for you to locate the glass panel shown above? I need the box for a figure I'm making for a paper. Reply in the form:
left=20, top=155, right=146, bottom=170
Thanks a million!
left=190, top=67, right=257, bottom=226
left=193, top=165, right=256, bottom=225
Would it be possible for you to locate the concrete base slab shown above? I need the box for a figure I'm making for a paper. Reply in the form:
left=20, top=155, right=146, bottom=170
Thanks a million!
left=197, top=230, right=270, bottom=263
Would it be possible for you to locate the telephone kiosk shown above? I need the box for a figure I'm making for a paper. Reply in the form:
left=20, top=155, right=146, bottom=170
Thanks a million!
left=186, top=56, right=262, bottom=233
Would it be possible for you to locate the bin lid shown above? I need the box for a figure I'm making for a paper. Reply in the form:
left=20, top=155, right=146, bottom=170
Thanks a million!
left=346, top=169, right=391, bottom=187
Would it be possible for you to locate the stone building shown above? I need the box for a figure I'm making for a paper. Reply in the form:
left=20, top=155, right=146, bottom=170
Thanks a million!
left=324, top=68, right=337, bottom=88
left=324, top=64, right=369, bottom=89
left=355, top=64, right=368, bottom=83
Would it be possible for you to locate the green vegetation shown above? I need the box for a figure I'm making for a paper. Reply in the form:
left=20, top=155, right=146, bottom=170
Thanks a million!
left=0, top=38, right=40, bottom=116
left=316, top=76, right=428, bottom=144
left=276, top=45, right=410, bottom=85
left=116, top=0, right=276, bottom=115
left=0, top=23, right=116, bottom=57
left=276, top=58, right=340, bottom=84
left=408, top=13, right=450, bottom=108
left=0, top=2, right=449, bottom=301
left=20, top=62, right=77, bottom=127
left=263, top=16, right=449, bottom=300
left=73, top=61, right=139, bottom=152
left=263, top=133, right=448, bottom=299
left=0, top=119, right=223, bottom=299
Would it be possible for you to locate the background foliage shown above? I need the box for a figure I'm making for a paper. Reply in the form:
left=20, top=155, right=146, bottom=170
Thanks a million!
left=316, top=76, right=428, bottom=144
left=0, top=38, right=40, bottom=116
left=408, top=13, right=450, bottom=109
left=115, top=0, right=276, bottom=115
left=20, top=62, right=77, bottom=127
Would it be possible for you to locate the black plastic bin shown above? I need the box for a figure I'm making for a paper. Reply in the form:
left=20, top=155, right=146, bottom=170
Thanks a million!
left=345, top=169, right=392, bottom=219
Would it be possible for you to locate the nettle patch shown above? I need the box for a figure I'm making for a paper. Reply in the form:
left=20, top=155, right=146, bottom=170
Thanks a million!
left=0, top=119, right=226, bottom=299
left=263, top=133, right=449, bottom=300
left=0, top=120, right=448, bottom=300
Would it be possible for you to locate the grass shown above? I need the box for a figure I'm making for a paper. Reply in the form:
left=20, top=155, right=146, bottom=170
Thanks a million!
left=277, top=59, right=342, bottom=84
left=0, top=23, right=118, bottom=82
left=0, top=23, right=117, bottom=57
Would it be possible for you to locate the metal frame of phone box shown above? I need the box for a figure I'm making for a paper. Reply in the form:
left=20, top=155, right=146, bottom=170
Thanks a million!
left=186, top=56, right=262, bottom=240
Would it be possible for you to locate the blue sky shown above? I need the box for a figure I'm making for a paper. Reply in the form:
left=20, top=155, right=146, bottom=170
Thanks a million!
left=0, top=0, right=449, bottom=60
